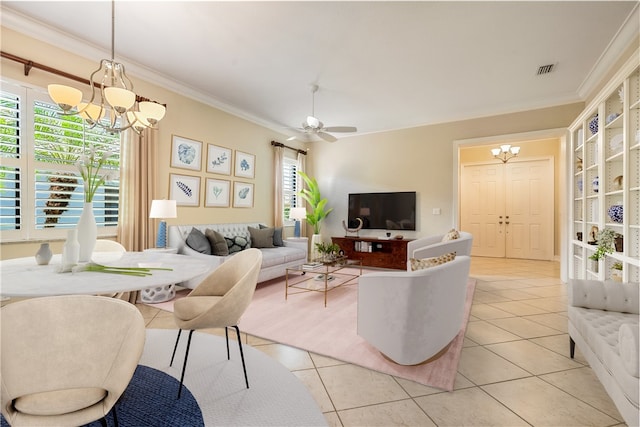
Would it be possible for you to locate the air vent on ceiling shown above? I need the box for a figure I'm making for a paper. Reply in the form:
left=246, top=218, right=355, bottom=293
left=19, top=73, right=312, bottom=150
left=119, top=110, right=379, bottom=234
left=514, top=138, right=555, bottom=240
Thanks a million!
left=537, top=64, right=555, bottom=75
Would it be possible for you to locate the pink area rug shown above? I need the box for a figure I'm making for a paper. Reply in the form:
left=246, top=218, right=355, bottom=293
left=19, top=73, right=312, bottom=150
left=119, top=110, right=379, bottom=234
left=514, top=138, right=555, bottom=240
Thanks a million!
left=152, top=268, right=476, bottom=391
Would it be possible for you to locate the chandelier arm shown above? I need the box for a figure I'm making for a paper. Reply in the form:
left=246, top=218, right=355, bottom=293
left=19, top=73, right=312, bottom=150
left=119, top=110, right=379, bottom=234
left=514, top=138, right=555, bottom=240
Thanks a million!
left=117, top=63, right=135, bottom=92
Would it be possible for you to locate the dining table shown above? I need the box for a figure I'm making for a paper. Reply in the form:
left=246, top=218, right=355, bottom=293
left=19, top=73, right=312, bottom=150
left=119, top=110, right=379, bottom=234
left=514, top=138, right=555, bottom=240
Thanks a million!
left=0, top=251, right=210, bottom=298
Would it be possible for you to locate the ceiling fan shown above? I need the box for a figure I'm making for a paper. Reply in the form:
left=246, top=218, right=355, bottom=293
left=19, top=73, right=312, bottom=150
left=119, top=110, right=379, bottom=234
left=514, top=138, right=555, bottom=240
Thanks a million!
left=289, top=85, right=357, bottom=142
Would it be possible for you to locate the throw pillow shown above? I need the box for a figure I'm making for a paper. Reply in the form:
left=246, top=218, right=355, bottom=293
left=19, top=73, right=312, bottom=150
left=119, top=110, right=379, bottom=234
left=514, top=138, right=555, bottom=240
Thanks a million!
left=410, top=251, right=456, bottom=271
left=185, top=228, right=211, bottom=255
left=249, top=226, right=275, bottom=248
left=441, top=229, right=460, bottom=242
left=205, top=229, right=229, bottom=256
left=225, top=236, right=250, bottom=254
left=273, top=227, right=284, bottom=246
left=259, top=224, right=284, bottom=246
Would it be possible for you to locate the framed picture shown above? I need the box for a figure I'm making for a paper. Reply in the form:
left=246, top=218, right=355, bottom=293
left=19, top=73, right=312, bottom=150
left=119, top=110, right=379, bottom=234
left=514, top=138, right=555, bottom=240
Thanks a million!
left=233, top=181, right=254, bottom=208
left=206, top=144, right=232, bottom=175
left=171, top=135, right=202, bottom=171
left=169, top=173, right=200, bottom=206
left=205, top=178, right=230, bottom=207
left=234, top=150, right=255, bottom=179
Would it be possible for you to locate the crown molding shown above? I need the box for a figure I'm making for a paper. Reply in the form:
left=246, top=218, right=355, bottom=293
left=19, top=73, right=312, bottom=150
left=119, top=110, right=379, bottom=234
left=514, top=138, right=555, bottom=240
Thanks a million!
left=577, top=3, right=639, bottom=99
left=0, top=6, right=290, bottom=136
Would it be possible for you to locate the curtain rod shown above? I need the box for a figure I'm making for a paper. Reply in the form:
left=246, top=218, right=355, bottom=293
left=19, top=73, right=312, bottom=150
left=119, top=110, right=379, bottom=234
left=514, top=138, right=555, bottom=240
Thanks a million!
left=271, top=140, right=307, bottom=155
left=1, top=50, right=164, bottom=105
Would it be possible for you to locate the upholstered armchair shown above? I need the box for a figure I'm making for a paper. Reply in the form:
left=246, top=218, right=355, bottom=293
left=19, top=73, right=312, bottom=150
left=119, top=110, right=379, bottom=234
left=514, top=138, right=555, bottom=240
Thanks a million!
left=357, top=255, right=471, bottom=365
left=1, top=295, right=146, bottom=426
left=406, top=231, right=473, bottom=270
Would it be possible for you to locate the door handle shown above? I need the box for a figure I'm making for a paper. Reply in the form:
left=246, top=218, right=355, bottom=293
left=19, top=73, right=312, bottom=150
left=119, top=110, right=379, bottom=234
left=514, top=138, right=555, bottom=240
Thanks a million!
left=499, top=221, right=503, bottom=225
left=505, top=221, right=510, bottom=225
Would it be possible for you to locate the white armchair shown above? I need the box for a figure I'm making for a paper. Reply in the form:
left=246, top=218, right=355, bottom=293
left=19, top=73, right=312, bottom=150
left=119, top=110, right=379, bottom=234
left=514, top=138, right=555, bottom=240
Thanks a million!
left=357, top=255, right=471, bottom=365
left=406, top=231, right=472, bottom=270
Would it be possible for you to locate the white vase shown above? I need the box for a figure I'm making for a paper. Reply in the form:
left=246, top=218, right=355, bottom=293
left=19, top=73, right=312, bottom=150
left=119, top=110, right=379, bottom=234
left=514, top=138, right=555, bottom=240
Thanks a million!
left=62, top=229, right=80, bottom=266
left=35, top=243, right=53, bottom=265
left=77, top=202, right=97, bottom=262
left=310, top=233, right=322, bottom=261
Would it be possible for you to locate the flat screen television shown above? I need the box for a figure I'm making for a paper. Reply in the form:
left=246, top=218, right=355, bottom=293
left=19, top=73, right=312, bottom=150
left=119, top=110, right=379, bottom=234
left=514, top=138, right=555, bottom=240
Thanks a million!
left=348, top=191, right=416, bottom=230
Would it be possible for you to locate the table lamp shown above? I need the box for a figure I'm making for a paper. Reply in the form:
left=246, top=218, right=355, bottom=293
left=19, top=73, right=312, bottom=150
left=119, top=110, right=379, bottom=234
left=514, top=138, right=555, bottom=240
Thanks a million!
left=289, top=207, right=307, bottom=238
left=149, top=199, right=177, bottom=248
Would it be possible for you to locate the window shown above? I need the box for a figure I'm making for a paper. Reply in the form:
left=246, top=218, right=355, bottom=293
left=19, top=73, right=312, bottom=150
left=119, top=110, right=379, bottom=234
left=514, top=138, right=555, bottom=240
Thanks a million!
left=0, top=81, right=121, bottom=242
left=282, top=157, right=299, bottom=224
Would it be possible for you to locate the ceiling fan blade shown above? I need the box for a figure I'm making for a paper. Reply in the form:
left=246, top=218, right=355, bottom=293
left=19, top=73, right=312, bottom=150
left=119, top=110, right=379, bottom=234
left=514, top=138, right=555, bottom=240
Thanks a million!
left=323, top=126, right=357, bottom=133
left=317, top=132, right=338, bottom=143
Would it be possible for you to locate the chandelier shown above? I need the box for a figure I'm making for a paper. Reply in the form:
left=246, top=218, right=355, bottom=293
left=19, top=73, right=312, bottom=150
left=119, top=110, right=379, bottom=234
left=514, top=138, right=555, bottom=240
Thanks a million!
left=491, top=144, right=520, bottom=163
left=47, top=1, right=165, bottom=134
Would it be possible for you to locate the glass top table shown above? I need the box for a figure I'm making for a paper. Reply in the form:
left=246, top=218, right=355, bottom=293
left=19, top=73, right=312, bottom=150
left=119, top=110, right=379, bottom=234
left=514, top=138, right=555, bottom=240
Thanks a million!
left=285, top=258, right=362, bottom=307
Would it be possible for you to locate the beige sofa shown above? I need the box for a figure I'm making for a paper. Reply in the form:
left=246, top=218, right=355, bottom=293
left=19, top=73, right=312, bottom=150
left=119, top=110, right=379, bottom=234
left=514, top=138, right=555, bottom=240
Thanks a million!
left=568, top=279, right=639, bottom=426
left=168, top=223, right=307, bottom=288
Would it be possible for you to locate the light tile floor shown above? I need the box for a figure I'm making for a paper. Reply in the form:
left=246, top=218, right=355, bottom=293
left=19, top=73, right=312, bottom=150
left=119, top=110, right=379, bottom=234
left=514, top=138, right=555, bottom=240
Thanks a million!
left=141, top=256, right=627, bottom=427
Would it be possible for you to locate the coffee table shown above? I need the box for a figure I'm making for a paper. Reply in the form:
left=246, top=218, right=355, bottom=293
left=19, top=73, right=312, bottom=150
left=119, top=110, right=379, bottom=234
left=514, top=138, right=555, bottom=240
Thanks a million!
left=285, top=258, right=362, bottom=307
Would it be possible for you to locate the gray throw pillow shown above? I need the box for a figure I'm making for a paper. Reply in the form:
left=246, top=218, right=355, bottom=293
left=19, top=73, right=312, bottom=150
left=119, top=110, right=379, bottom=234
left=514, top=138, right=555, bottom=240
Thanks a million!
left=249, top=226, right=275, bottom=248
left=272, top=227, right=284, bottom=246
left=259, top=224, right=284, bottom=246
left=205, top=229, right=229, bottom=256
left=186, top=228, right=211, bottom=255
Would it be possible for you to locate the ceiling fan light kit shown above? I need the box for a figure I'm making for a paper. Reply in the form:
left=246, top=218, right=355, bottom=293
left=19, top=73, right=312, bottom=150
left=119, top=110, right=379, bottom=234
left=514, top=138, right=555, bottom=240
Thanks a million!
left=292, top=84, right=357, bottom=142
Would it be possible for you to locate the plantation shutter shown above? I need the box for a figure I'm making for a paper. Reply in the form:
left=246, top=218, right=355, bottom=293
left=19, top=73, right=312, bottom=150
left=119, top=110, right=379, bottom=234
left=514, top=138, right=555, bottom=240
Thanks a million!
left=33, top=100, right=121, bottom=229
left=0, top=91, right=22, bottom=231
left=282, top=157, right=298, bottom=222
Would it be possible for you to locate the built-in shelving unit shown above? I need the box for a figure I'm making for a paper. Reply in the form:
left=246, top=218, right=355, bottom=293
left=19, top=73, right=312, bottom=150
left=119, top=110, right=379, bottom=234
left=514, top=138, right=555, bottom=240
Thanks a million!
left=569, top=52, right=640, bottom=283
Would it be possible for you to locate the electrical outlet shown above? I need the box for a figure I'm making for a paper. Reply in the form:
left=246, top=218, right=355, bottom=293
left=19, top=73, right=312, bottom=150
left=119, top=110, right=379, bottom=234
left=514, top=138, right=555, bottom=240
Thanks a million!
left=432, top=208, right=441, bottom=215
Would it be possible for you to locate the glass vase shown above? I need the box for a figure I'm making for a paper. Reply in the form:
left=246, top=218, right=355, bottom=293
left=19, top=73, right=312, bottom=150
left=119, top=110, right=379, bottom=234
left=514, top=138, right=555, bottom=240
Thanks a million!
left=77, top=202, right=97, bottom=262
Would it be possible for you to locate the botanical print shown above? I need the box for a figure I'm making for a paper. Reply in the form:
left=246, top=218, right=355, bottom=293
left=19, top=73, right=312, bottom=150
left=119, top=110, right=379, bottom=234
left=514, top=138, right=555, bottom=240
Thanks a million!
left=233, top=181, right=254, bottom=208
left=207, top=144, right=232, bottom=175
left=171, top=135, right=202, bottom=171
left=234, top=150, right=255, bottom=179
left=169, top=174, right=200, bottom=206
left=205, top=178, right=230, bottom=207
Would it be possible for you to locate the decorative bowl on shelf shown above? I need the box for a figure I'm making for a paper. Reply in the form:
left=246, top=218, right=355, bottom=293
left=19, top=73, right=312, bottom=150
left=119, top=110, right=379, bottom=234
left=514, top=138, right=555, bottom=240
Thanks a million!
left=606, top=113, right=620, bottom=125
left=588, top=114, right=598, bottom=134
left=577, top=179, right=583, bottom=193
left=609, top=134, right=623, bottom=152
left=592, top=176, right=599, bottom=193
left=608, top=205, right=623, bottom=223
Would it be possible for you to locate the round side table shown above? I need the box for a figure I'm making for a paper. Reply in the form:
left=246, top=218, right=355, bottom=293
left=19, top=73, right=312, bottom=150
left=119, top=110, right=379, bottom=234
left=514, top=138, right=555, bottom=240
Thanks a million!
left=140, top=247, right=178, bottom=303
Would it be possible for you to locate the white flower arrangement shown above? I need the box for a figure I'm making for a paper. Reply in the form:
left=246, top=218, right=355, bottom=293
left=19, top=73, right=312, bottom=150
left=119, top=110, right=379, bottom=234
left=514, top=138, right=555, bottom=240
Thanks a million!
left=76, top=145, right=115, bottom=202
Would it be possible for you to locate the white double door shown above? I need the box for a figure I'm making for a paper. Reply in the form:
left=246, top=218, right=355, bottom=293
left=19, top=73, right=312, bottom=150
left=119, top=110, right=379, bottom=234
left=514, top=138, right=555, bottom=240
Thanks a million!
left=460, top=158, right=554, bottom=260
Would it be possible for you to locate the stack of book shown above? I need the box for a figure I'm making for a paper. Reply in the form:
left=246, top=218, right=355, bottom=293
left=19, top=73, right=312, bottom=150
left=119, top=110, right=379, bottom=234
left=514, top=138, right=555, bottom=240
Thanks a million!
left=302, top=262, right=322, bottom=270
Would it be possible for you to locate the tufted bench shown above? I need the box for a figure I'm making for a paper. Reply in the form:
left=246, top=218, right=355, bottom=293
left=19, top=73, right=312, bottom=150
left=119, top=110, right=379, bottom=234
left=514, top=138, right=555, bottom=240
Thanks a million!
left=568, top=279, right=639, bottom=426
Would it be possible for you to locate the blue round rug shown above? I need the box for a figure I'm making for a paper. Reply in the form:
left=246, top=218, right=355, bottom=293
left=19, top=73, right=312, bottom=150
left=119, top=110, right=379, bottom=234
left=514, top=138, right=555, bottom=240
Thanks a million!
left=1, top=365, right=204, bottom=427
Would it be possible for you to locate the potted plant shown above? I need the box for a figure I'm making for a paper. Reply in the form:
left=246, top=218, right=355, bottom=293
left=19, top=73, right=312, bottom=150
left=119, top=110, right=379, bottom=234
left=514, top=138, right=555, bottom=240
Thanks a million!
left=611, top=262, right=623, bottom=282
left=315, top=242, right=342, bottom=263
left=588, top=228, right=617, bottom=272
left=298, top=171, right=333, bottom=258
